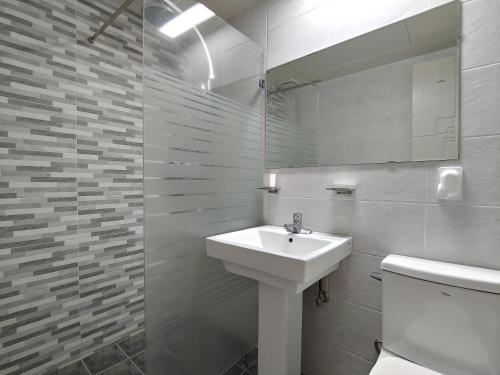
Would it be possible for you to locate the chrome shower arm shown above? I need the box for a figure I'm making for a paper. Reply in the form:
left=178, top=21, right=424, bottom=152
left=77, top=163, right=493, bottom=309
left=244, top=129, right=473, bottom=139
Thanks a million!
left=87, top=0, right=137, bottom=43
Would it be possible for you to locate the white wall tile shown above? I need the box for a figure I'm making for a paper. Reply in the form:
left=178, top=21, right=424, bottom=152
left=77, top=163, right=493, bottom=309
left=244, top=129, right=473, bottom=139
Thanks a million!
left=267, top=3, right=332, bottom=68
left=263, top=196, right=333, bottom=232
left=205, top=22, right=249, bottom=56
left=429, top=0, right=456, bottom=8
left=267, top=0, right=329, bottom=30
left=272, top=167, right=332, bottom=199
left=425, top=204, right=500, bottom=269
left=461, top=63, right=500, bottom=137
left=303, top=285, right=332, bottom=341
left=215, top=39, right=264, bottom=86
left=330, top=0, right=427, bottom=46
left=330, top=200, right=426, bottom=257
left=426, top=136, right=500, bottom=206
left=334, top=163, right=426, bottom=203
left=332, top=252, right=383, bottom=311
left=327, top=299, right=381, bottom=362
left=302, top=293, right=381, bottom=362
left=461, top=0, right=500, bottom=69
left=221, top=76, right=265, bottom=112
left=253, top=32, right=267, bottom=52
left=274, top=162, right=426, bottom=202
left=227, top=0, right=267, bottom=42
left=302, top=333, right=375, bottom=375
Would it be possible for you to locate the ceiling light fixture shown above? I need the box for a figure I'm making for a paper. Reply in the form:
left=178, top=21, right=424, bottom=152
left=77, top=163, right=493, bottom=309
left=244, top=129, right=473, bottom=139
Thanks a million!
left=159, top=3, right=215, bottom=38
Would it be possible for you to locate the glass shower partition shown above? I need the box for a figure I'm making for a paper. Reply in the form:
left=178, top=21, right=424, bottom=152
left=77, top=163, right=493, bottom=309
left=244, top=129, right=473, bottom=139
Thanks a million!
left=143, top=1, right=265, bottom=374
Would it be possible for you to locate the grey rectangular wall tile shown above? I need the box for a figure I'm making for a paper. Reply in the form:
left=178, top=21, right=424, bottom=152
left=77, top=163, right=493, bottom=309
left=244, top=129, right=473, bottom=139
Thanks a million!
left=425, top=204, right=500, bottom=269
left=461, top=0, right=500, bottom=69
left=272, top=162, right=427, bottom=202
left=461, top=63, right=500, bottom=137
left=327, top=299, right=381, bottom=363
left=0, top=0, right=144, bottom=373
left=75, top=0, right=144, bottom=358
left=263, top=196, right=333, bottom=233
left=302, top=333, right=374, bottom=375
left=425, top=136, right=500, bottom=206
left=331, top=252, right=383, bottom=312
left=0, top=0, right=81, bottom=372
left=330, top=200, right=425, bottom=257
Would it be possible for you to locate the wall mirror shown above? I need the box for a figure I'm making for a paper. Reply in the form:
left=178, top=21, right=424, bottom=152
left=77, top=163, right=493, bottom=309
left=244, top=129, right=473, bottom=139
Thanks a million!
left=265, top=1, right=460, bottom=168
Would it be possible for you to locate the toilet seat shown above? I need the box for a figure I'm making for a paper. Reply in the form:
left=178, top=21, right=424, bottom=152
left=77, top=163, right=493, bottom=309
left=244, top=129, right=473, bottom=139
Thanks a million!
left=370, top=350, right=443, bottom=375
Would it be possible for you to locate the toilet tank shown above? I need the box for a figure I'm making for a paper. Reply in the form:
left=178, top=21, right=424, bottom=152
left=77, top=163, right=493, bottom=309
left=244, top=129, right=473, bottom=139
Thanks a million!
left=381, top=255, right=500, bottom=375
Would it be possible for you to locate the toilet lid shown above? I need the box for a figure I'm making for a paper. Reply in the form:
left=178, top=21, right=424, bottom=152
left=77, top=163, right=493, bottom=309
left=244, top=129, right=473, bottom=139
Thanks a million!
left=370, top=356, right=443, bottom=375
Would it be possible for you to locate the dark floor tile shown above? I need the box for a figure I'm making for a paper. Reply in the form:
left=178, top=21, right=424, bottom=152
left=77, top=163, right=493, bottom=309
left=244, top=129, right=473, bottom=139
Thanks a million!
left=45, top=360, right=90, bottom=375
left=130, top=351, right=145, bottom=373
left=118, top=331, right=145, bottom=357
left=222, top=363, right=245, bottom=375
left=242, top=363, right=303, bottom=375
left=236, top=347, right=258, bottom=369
left=245, top=362, right=257, bottom=375
left=97, top=359, right=143, bottom=375
left=83, top=344, right=127, bottom=374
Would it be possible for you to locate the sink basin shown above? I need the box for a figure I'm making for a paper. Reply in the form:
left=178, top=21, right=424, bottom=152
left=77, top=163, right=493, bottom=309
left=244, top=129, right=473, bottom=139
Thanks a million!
left=206, top=225, right=351, bottom=375
left=206, top=225, right=352, bottom=293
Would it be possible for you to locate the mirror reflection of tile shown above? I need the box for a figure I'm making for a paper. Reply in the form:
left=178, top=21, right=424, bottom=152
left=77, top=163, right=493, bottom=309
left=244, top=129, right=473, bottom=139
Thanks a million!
left=266, top=2, right=460, bottom=168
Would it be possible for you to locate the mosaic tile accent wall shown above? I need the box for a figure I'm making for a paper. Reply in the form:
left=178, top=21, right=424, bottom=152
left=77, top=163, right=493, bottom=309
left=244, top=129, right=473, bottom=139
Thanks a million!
left=0, top=1, right=144, bottom=373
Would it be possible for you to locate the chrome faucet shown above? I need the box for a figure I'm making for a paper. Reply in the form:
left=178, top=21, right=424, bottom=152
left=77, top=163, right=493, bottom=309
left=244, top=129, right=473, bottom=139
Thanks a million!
left=284, top=212, right=312, bottom=234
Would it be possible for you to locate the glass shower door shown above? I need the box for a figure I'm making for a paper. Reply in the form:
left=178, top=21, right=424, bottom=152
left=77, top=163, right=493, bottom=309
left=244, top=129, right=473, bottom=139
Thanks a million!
left=143, top=1, right=265, bottom=373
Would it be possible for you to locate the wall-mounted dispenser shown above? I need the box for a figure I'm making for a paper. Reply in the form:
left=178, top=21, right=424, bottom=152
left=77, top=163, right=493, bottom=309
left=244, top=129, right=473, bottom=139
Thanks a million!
left=437, top=167, right=463, bottom=200
left=259, top=172, right=279, bottom=193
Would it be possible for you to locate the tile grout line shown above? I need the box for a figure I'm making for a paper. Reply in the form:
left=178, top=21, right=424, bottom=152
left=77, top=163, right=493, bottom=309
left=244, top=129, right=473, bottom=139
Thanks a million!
left=75, top=1, right=83, bottom=362
left=462, top=59, right=500, bottom=72
left=462, top=134, right=500, bottom=139
left=129, top=358, right=145, bottom=375
left=115, top=342, right=131, bottom=360
left=275, top=196, right=428, bottom=205
left=343, top=297, right=381, bottom=313
left=80, top=359, right=92, bottom=375
left=424, top=161, right=428, bottom=259
left=331, top=343, right=376, bottom=365
left=115, top=342, right=145, bottom=375
left=94, top=358, right=129, bottom=375
left=267, top=1, right=330, bottom=33
left=273, top=194, right=500, bottom=209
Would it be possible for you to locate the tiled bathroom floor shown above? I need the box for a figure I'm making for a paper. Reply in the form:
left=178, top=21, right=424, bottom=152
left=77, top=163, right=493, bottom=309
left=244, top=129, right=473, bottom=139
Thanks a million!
left=51, top=337, right=296, bottom=375
left=222, top=348, right=258, bottom=375
left=47, top=331, right=145, bottom=375
left=222, top=348, right=306, bottom=375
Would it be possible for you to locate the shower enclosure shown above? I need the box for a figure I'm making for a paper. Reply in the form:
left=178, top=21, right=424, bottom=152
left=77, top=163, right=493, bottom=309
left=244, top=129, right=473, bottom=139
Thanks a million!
left=143, top=1, right=265, bottom=373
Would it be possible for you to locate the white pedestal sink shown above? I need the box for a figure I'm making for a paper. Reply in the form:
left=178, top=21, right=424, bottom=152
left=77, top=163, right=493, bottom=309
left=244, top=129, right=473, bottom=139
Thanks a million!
left=206, top=225, right=352, bottom=375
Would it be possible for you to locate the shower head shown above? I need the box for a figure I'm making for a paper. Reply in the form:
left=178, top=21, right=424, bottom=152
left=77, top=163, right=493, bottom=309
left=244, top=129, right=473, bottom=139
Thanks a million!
left=86, top=0, right=176, bottom=43
left=143, top=1, right=176, bottom=27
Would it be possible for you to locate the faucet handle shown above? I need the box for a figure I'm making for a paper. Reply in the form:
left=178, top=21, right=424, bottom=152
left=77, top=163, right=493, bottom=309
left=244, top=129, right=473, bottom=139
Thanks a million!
left=292, top=212, right=302, bottom=224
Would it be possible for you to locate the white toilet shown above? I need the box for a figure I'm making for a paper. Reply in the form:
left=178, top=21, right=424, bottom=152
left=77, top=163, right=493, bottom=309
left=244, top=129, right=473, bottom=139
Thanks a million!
left=370, top=255, right=500, bottom=375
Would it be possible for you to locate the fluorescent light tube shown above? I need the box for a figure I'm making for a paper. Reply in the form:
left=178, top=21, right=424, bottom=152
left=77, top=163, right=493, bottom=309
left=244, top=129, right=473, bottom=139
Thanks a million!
left=159, top=3, right=215, bottom=38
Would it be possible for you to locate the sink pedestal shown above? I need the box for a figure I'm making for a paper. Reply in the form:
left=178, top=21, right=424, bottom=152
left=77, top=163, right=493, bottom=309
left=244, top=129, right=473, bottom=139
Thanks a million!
left=258, top=282, right=303, bottom=375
